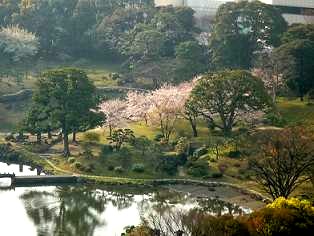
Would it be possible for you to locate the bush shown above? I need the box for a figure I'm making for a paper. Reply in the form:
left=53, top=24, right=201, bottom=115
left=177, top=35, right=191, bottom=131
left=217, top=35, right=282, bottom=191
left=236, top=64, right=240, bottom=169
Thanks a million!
left=187, top=161, right=209, bottom=177
left=175, top=137, right=189, bottom=155
left=67, top=157, right=76, bottom=164
left=264, top=112, right=287, bottom=127
left=132, top=163, right=145, bottom=173
left=83, top=132, right=101, bottom=143
left=154, top=133, right=164, bottom=142
left=101, top=144, right=113, bottom=156
left=211, top=172, right=223, bottom=178
left=114, top=166, right=124, bottom=173
left=110, top=72, right=120, bottom=80
left=4, top=133, right=15, bottom=142
left=228, top=150, right=241, bottom=158
left=107, top=165, right=114, bottom=171
left=182, top=210, right=250, bottom=236
left=72, top=161, right=83, bottom=170
left=83, top=148, right=93, bottom=159
left=0, top=144, right=23, bottom=162
left=267, top=197, right=314, bottom=215
left=83, top=163, right=95, bottom=173
left=247, top=198, right=314, bottom=236
left=155, top=155, right=180, bottom=175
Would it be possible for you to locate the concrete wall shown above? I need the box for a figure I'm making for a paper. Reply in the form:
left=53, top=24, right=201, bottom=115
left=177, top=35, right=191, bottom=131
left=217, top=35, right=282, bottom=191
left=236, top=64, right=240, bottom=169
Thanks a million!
left=155, top=0, right=234, bottom=30
left=155, top=0, right=185, bottom=7
left=269, top=0, right=314, bottom=9
left=260, top=0, right=314, bottom=24
left=154, top=0, right=314, bottom=29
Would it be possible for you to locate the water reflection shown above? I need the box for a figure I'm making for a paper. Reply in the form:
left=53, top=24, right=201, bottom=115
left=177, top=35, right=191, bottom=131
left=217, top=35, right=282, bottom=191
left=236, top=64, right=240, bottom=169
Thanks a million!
left=21, top=187, right=106, bottom=236
left=197, top=198, right=248, bottom=216
left=0, top=162, right=252, bottom=235
left=0, top=162, right=43, bottom=177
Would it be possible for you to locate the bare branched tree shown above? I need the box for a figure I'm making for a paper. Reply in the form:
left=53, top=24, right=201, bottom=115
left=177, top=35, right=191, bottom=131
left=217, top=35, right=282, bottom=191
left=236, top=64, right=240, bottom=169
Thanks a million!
left=249, top=127, right=314, bottom=199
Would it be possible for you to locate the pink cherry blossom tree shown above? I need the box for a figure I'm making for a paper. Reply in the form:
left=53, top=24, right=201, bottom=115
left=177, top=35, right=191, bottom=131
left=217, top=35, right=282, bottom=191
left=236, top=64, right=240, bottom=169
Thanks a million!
left=125, top=91, right=151, bottom=124
left=253, top=50, right=283, bottom=103
left=146, top=84, right=189, bottom=142
left=99, top=80, right=197, bottom=141
left=99, top=99, right=127, bottom=136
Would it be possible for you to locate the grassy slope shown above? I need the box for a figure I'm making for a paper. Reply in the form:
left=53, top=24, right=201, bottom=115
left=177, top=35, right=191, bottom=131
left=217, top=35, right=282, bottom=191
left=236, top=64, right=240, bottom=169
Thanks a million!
left=277, top=98, right=314, bottom=126
left=0, top=60, right=119, bottom=95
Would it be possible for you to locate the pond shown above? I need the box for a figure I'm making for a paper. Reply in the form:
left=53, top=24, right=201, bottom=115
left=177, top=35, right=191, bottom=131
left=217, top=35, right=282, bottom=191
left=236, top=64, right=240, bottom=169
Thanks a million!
left=0, top=162, right=255, bottom=236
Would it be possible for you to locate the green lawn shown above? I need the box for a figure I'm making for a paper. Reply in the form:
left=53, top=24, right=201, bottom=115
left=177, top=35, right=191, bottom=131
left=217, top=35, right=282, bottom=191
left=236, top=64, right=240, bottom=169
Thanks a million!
left=277, top=98, right=314, bottom=126
left=0, top=100, right=29, bottom=132
left=0, top=59, right=120, bottom=96
left=0, top=60, right=121, bottom=132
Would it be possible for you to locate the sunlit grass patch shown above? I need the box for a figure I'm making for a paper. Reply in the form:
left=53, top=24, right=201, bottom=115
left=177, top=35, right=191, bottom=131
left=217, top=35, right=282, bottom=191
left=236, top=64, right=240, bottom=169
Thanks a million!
left=277, top=97, right=314, bottom=126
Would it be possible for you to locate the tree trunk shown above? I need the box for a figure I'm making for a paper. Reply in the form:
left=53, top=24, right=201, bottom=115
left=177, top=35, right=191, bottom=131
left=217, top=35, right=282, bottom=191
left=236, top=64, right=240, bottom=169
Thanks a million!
left=223, top=126, right=232, bottom=137
left=37, top=133, right=42, bottom=143
left=47, top=126, right=52, bottom=139
left=63, top=129, right=70, bottom=157
left=299, top=54, right=305, bottom=102
left=191, top=122, right=198, bottom=137
left=47, top=127, right=52, bottom=139
left=109, top=125, right=112, bottom=137
left=72, top=132, right=76, bottom=142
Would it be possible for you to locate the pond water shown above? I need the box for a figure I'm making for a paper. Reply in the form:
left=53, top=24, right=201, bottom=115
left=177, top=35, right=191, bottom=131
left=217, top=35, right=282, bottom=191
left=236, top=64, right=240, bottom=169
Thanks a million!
left=0, top=162, right=252, bottom=236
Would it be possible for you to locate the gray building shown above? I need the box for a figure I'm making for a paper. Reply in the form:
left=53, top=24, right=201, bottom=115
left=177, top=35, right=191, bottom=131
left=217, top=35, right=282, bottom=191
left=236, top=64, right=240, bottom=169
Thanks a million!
left=155, top=0, right=234, bottom=30
left=155, top=0, right=314, bottom=30
left=261, top=0, right=314, bottom=24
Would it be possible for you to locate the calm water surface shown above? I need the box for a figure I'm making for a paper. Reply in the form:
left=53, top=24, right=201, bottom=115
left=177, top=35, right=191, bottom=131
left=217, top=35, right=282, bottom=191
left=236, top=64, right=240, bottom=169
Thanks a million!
left=0, top=162, right=250, bottom=236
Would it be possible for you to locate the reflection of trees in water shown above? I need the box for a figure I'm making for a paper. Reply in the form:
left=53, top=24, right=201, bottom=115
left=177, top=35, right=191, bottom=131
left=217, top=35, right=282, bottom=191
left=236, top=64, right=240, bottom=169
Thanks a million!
left=197, top=198, right=244, bottom=216
left=142, top=196, right=245, bottom=235
left=148, top=190, right=191, bottom=213
left=20, top=187, right=243, bottom=235
left=21, top=186, right=107, bottom=236
left=101, top=191, right=135, bottom=210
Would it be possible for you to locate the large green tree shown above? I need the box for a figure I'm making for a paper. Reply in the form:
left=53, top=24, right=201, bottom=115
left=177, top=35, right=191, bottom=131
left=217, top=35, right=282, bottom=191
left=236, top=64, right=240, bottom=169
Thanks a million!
left=21, top=104, right=51, bottom=143
left=209, top=0, right=287, bottom=70
left=174, top=40, right=208, bottom=83
left=190, top=70, right=272, bottom=135
left=275, top=24, right=314, bottom=101
left=31, top=68, right=103, bottom=156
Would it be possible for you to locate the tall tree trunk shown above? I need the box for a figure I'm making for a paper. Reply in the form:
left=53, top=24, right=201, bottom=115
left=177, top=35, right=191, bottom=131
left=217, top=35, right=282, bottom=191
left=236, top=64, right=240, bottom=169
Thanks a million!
left=109, top=125, right=112, bottom=137
left=299, top=54, right=305, bottom=102
left=63, top=128, right=70, bottom=157
left=37, top=133, right=42, bottom=143
left=223, top=125, right=232, bottom=137
left=72, top=131, right=76, bottom=142
left=47, top=127, right=52, bottom=139
left=189, top=117, right=198, bottom=137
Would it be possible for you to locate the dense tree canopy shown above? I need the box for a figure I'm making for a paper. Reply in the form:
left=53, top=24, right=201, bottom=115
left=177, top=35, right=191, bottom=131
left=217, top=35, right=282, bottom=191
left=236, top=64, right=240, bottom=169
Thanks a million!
left=0, top=0, right=155, bottom=58
left=209, top=0, right=287, bottom=70
left=190, top=70, right=272, bottom=135
left=275, top=24, right=314, bottom=100
left=30, top=68, right=103, bottom=156
left=0, top=1, right=207, bottom=85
